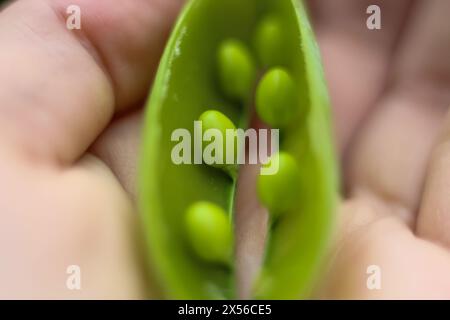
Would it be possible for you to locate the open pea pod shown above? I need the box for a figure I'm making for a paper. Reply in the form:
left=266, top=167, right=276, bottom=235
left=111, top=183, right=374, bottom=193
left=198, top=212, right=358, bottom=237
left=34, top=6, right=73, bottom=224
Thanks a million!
left=138, top=0, right=338, bottom=299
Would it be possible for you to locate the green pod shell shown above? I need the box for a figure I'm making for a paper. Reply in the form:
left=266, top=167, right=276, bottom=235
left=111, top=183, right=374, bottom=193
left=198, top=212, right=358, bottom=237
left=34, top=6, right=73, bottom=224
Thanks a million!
left=139, top=0, right=338, bottom=300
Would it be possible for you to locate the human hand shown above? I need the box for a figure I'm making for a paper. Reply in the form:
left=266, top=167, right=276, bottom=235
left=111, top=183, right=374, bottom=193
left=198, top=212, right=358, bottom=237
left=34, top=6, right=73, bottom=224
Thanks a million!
left=310, top=0, right=450, bottom=298
left=0, top=0, right=182, bottom=299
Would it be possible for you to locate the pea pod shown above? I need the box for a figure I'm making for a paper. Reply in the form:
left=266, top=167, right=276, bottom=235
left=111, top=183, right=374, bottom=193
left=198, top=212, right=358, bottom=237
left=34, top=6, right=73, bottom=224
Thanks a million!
left=139, top=0, right=338, bottom=299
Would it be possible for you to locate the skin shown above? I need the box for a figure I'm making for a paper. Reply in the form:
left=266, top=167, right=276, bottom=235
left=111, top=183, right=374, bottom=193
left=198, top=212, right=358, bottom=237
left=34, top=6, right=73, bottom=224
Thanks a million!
left=0, top=0, right=450, bottom=299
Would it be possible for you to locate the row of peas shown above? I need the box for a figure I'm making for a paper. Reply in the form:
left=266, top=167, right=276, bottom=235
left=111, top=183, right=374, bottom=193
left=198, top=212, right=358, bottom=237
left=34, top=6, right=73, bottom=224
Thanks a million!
left=185, top=15, right=303, bottom=265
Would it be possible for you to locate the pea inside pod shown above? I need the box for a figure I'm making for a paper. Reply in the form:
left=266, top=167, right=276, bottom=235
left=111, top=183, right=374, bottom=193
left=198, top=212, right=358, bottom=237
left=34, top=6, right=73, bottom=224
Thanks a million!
left=198, top=110, right=238, bottom=177
left=217, top=40, right=256, bottom=102
left=139, top=0, right=338, bottom=299
left=185, top=201, right=233, bottom=265
left=257, top=151, right=302, bottom=217
left=256, top=68, right=299, bottom=128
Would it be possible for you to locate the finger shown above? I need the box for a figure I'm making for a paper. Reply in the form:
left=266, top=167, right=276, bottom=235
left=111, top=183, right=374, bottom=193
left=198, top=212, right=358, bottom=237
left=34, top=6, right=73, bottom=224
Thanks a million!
left=0, top=0, right=182, bottom=165
left=349, top=0, right=450, bottom=219
left=349, top=94, right=446, bottom=217
left=91, top=110, right=143, bottom=198
left=317, top=197, right=450, bottom=299
left=0, top=154, right=146, bottom=298
left=307, top=0, right=412, bottom=154
left=417, top=110, right=450, bottom=247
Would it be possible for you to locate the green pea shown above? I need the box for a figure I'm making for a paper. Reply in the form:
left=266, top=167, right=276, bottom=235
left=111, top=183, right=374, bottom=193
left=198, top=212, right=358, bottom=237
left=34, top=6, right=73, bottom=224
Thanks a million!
left=217, top=39, right=256, bottom=101
left=256, top=68, right=298, bottom=128
left=199, top=110, right=238, bottom=176
left=254, top=15, right=285, bottom=67
left=257, top=152, right=301, bottom=215
left=185, top=201, right=232, bottom=265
